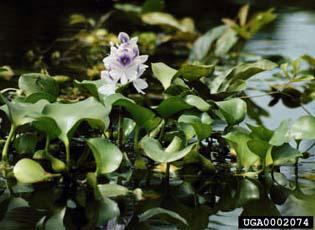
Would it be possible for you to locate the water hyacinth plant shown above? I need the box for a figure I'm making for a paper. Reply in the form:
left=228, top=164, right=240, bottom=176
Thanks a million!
left=0, top=1, right=315, bottom=229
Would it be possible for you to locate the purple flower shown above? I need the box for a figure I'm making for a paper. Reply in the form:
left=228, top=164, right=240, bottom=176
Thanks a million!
left=99, top=32, right=148, bottom=95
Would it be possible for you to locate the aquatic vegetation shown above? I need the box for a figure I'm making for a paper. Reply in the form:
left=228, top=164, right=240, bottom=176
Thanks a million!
left=0, top=1, right=314, bottom=229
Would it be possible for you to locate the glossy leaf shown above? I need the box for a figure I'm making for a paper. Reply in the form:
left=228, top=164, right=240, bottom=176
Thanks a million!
left=215, top=28, right=238, bottom=56
left=141, top=136, right=196, bottom=163
left=18, top=73, right=59, bottom=100
left=40, top=97, right=110, bottom=143
left=14, top=133, right=37, bottom=154
left=142, top=12, right=195, bottom=33
left=178, top=113, right=212, bottom=140
left=98, top=184, right=130, bottom=197
left=157, top=95, right=209, bottom=117
left=174, top=64, right=215, bottom=81
left=272, top=144, right=302, bottom=165
left=107, top=94, right=161, bottom=131
left=216, top=98, right=247, bottom=125
left=269, top=119, right=290, bottom=146
left=224, top=128, right=260, bottom=170
left=0, top=100, right=49, bottom=127
left=189, top=25, right=227, bottom=61
left=45, top=208, right=66, bottom=230
left=96, top=197, right=120, bottom=226
left=13, top=159, right=60, bottom=184
left=152, top=62, right=177, bottom=90
left=87, top=138, right=123, bottom=175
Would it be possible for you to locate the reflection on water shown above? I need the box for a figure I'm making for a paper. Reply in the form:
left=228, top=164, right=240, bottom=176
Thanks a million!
left=245, top=9, right=315, bottom=58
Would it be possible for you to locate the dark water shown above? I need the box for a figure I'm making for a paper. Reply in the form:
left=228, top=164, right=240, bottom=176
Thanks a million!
left=0, top=0, right=315, bottom=229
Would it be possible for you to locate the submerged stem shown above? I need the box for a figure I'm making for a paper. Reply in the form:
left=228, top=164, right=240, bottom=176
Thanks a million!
left=1, top=125, right=15, bottom=162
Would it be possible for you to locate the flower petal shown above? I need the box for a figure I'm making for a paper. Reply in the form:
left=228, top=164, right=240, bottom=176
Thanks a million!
left=133, top=78, right=148, bottom=94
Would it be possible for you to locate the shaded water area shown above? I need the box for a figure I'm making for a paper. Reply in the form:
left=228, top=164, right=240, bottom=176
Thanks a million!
left=0, top=0, right=315, bottom=229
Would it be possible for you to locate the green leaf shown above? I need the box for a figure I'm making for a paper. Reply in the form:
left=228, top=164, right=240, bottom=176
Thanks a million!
left=152, top=62, right=177, bottom=90
left=290, top=116, right=315, bottom=140
left=247, top=139, right=271, bottom=159
left=215, top=28, right=238, bottom=56
left=107, top=94, right=161, bottom=131
left=31, top=117, right=61, bottom=140
left=185, top=95, right=210, bottom=111
left=237, top=178, right=260, bottom=207
left=302, top=54, right=315, bottom=66
left=269, top=119, right=290, bottom=146
left=247, top=124, right=273, bottom=142
left=141, top=136, right=196, bottom=163
left=247, top=8, right=277, bottom=38
left=189, top=25, right=227, bottom=61
left=13, top=159, right=60, bottom=184
left=178, top=113, right=212, bottom=140
left=138, top=207, right=188, bottom=226
left=18, top=73, right=59, bottom=100
left=114, top=3, right=142, bottom=13
left=14, top=133, right=37, bottom=154
left=87, top=138, right=123, bottom=175
left=40, top=97, right=110, bottom=144
left=74, top=79, right=104, bottom=100
left=157, top=95, right=210, bottom=117
left=45, top=208, right=66, bottom=230
left=291, top=75, right=314, bottom=82
left=95, top=197, right=120, bottom=226
left=123, top=118, right=136, bottom=138
left=98, top=184, right=130, bottom=197
left=141, top=12, right=194, bottom=32
left=216, top=98, right=247, bottom=126
left=207, top=60, right=277, bottom=94
left=33, top=150, right=66, bottom=172
left=272, top=144, right=302, bottom=166
left=175, top=64, right=215, bottom=81
left=142, top=0, right=164, bottom=13
left=224, top=128, right=260, bottom=170
left=0, top=99, right=49, bottom=127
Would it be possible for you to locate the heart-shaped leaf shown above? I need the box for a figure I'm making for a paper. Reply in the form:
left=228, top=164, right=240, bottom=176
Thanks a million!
left=152, top=62, right=177, bottom=90
left=13, top=159, right=60, bottom=184
left=87, top=138, right=123, bottom=175
left=141, top=136, right=196, bottom=163
left=216, top=98, right=247, bottom=125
